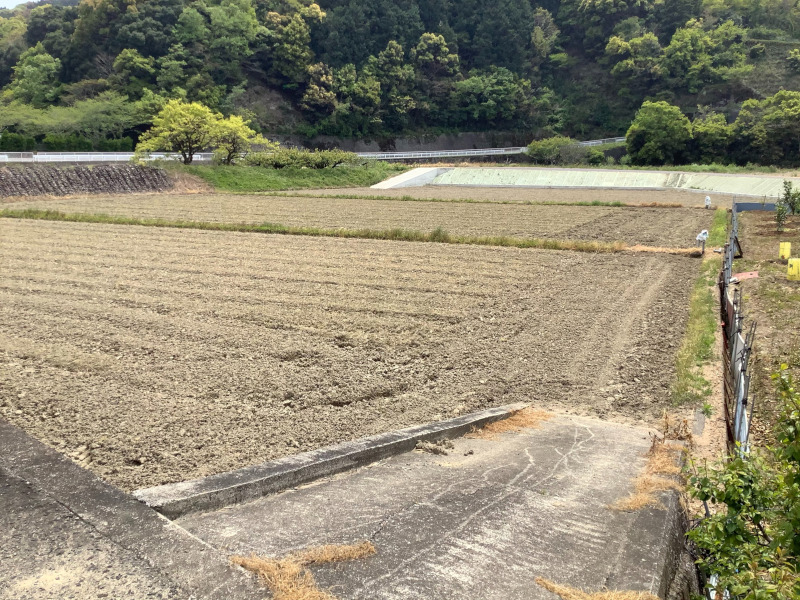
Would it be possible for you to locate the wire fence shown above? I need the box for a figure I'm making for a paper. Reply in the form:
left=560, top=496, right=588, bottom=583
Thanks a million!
left=718, top=204, right=756, bottom=456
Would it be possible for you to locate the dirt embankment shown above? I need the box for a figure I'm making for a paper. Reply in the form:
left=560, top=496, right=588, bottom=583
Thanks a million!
left=0, top=165, right=172, bottom=197
left=0, top=219, right=697, bottom=491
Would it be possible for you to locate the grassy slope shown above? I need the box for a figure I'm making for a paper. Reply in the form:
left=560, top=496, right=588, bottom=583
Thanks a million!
left=671, top=208, right=729, bottom=405
left=182, top=163, right=407, bottom=192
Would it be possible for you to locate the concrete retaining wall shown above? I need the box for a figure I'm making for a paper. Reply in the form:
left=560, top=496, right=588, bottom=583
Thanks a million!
left=0, top=164, right=172, bottom=197
left=422, top=167, right=796, bottom=198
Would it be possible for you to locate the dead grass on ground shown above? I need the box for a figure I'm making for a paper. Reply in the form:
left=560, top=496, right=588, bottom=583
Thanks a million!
left=625, top=244, right=701, bottom=257
left=167, top=170, right=213, bottom=194
left=466, top=408, right=552, bottom=440
left=231, top=542, right=376, bottom=600
left=535, top=577, right=659, bottom=600
left=610, top=426, right=685, bottom=512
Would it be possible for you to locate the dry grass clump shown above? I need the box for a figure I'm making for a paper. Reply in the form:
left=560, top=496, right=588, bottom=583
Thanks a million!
left=467, top=408, right=552, bottom=440
left=535, top=577, right=660, bottom=600
left=610, top=435, right=685, bottom=512
left=625, top=244, right=701, bottom=256
left=231, top=541, right=376, bottom=600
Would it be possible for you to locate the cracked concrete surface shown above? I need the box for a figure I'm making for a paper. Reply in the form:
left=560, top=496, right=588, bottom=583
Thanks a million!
left=178, top=414, right=682, bottom=599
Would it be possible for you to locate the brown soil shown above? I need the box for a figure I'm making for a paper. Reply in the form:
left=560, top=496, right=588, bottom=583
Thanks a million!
left=0, top=219, right=697, bottom=491
left=733, top=212, right=800, bottom=441
left=311, top=186, right=733, bottom=208
left=10, top=193, right=713, bottom=248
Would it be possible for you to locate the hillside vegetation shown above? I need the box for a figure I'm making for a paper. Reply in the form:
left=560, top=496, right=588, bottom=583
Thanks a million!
left=0, top=0, right=798, bottom=165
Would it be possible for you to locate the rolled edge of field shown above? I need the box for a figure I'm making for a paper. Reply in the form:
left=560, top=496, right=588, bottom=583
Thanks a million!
left=134, top=402, right=528, bottom=520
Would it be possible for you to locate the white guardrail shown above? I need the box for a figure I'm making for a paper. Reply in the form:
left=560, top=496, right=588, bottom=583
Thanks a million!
left=0, top=138, right=625, bottom=164
left=0, top=152, right=216, bottom=163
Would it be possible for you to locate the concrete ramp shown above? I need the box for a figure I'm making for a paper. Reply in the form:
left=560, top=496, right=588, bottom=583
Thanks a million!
left=177, top=414, right=692, bottom=599
left=370, top=167, right=452, bottom=189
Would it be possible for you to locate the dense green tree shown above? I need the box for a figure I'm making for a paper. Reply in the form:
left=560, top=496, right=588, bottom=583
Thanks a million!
left=261, top=0, right=323, bottom=85
left=0, top=16, right=28, bottom=87
left=312, top=0, right=423, bottom=67
left=110, top=48, right=156, bottom=99
left=605, top=32, right=664, bottom=95
left=4, top=42, right=61, bottom=107
left=626, top=100, right=691, bottom=164
left=365, top=40, right=416, bottom=129
left=661, top=19, right=750, bottom=93
left=732, top=90, right=800, bottom=165
left=690, top=111, right=732, bottom=163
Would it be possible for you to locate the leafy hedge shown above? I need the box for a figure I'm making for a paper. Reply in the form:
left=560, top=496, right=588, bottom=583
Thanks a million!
left=243, top=148, right=362, bottom=169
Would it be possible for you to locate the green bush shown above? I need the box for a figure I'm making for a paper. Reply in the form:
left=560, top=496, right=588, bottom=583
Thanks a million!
left=243, top=148, right=360, bottom=169
left=688, top=367, right=800, bottom=599
left=96, top=137, right=134, bottom=152
left=0, top=132, right=35, bottom=151
left=42, top=134, right=93, bottom=151
left=526, top=135, right=578, bottom=164
left=787, top=49, right=800, bottom=73
left=587, top=149, right=606, bottom=165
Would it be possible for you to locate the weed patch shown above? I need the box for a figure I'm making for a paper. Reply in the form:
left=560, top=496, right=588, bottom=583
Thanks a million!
left=534, top=577, right=659, bottom=600
left=231, top=542, right=375, bottom=600
left=466, top=408, right=552, bottom=439
left=670, top=258, right=719, bottom=405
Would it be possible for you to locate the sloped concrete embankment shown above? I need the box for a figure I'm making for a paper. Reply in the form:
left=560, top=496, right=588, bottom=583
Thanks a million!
left=0, top=165, right=172, bottom=197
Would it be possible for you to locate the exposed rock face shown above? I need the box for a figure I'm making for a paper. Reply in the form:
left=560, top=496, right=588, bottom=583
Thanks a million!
left=0, top=165, right=172, bottom=197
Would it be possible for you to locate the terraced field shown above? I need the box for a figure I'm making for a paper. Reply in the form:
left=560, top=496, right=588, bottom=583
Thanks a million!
left=0, top=218, right=696, bottom=491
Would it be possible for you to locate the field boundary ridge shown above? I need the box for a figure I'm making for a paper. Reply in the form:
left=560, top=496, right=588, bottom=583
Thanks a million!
left=134, top=403, right=527, bottom=520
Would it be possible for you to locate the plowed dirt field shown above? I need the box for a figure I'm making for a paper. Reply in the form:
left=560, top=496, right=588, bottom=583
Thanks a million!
left=9, top=193, right=712, bottom=248
left=314, top=185, right=733, bottom=208
left=0, top=219, right=696, bottom=491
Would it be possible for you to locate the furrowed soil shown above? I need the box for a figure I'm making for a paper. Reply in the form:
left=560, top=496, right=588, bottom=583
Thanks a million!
left=8, top=193, right=712, bottom=248
left=0, top=219, right=696, bottom=491
left=311, top=186, right=734, bottom=208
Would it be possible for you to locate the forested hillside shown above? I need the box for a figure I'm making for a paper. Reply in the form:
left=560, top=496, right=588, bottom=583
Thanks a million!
left=0, top=0, right=799, bottom=154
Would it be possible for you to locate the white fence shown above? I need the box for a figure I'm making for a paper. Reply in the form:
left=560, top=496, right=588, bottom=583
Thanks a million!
left=0, top=137, right=626, bottom=164
left=0, top=152, right=215, bottom=163
left=357, top=137, right=626, bottom=161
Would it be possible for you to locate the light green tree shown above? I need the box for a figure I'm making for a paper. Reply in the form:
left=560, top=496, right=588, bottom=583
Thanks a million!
left=626, top=100, right=692, bottom=165
left=212, top=114, right=277, bottom=164
left=4, top=43, right=61, bottom=107
left=691, top=111, right=732, bottom=163
left=136, top=99, right=221, bottom=164
left=110, top=49, right=156, bottom=99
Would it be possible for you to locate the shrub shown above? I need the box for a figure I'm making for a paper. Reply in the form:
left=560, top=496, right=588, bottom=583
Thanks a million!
left=42, top=134, right=93, bottom=151
left=96, top=137, right=134, bottom=152
left=783, top=180, right=800, bottom=215
left=0, top=132, right=35, bottom=151
left=244, top=148, right=360, bottom=169
left=688, top=367, right=800, bottom=599
left=749, top=43, right=766, bottom=59
left=526, top=135, right=578, bottom=164
left=776, top=201, right=788, bottom=231
left=587, top=149, right=606, bottom=165
left=787, top=49, right=800, bottom=73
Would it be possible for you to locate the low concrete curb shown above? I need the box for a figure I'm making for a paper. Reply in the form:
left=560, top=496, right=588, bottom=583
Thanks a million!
left=135, top=403, right=527, bottom=520
left=0, top=420, right=264, bottom=600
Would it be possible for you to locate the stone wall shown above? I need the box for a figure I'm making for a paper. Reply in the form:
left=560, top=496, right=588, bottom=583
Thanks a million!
left=0, top=165, right=172, bottom=197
